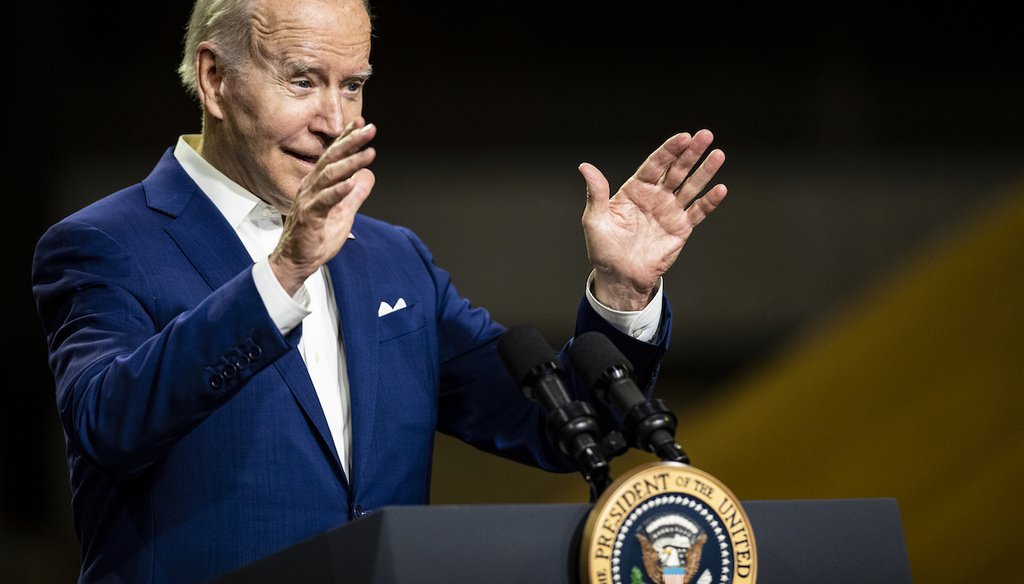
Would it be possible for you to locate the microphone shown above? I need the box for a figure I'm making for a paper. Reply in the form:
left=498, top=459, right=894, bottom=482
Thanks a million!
left=498, top=325, right=575, bottom=413
left=498, top=325, right=620, bottom=498
left=569, top=331, right=689, bottom=464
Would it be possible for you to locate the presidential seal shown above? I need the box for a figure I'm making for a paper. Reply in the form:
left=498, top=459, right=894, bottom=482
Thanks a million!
left=580, top=462, right=756, bottom=584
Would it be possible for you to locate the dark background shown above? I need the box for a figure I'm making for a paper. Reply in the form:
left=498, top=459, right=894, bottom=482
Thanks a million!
left=5, top=2, right=1021, bottom=581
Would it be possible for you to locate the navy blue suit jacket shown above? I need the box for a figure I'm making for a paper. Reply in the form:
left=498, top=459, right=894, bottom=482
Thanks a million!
left=32, top=148, right=671, bottom=583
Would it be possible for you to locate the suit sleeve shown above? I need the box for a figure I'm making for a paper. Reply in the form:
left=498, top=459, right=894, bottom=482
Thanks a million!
left=32, top=219, right=296, bottom=478
left=566, top=292, right=672, bottom=424
left=397, top=227, right=672, bottom=474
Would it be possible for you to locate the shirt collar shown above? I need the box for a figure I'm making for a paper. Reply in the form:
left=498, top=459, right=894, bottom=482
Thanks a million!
left=174, top=135, right=265, bottom=230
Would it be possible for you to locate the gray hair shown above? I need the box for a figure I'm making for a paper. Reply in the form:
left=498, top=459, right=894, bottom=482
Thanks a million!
left=177, top=0, right=372, bottom=99
left=177, top=0, right=256, bottom=99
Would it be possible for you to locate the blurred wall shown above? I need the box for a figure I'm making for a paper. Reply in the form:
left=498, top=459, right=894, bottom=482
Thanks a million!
left=5, top=2, right=1021, bottom=581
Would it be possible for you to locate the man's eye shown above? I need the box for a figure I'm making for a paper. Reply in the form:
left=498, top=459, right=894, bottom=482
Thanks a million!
left=345, top=81, right=363, bottom=93
left=293, top=79, right=313, bottom=89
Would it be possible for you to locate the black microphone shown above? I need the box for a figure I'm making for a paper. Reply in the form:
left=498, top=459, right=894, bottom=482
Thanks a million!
left=569, top=331, right=689, bottom=463
left=498, top=325, right=617, bottom=498
left=498, top=325, right=574, bottom=413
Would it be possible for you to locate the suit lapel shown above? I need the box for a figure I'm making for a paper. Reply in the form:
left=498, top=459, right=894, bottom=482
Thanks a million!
left=163, top=188, right=253, bottom=291
left=327, top=233, right=379, bottom=490
left=271, top=349, right=347, bottom=484
left=145, top=150, right=347, bottom=484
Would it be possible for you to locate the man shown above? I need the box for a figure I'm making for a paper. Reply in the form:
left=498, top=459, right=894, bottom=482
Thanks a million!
left=31, top=0, right=728, bottom=581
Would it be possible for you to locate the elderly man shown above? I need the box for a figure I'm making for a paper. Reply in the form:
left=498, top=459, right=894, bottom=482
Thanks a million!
left=31, top=0, right=727, bottom=581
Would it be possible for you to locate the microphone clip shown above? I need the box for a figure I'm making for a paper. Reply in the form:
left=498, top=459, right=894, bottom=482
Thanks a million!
left=622, top=398, right=689, bottom=464
left=541, top=400, right=626, bottom=500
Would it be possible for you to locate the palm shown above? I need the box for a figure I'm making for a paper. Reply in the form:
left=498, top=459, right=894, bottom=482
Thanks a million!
left=581, top=130, right=727, bottom=309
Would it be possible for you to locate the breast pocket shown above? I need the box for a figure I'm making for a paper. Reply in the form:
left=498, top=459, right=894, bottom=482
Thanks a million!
left=377, top=299, right=428, bottom=342
left=375, top=298, right=438, bottom=437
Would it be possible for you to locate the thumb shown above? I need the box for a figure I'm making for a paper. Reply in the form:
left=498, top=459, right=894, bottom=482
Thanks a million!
left=578, top=162, right=610, bottom=214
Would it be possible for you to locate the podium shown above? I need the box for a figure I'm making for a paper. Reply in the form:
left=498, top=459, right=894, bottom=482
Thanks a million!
left=212, top=498, right=911, bottom=583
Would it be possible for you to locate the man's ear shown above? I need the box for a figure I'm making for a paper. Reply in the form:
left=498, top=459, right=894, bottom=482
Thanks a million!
left=196, top=41, right=226, bottom=121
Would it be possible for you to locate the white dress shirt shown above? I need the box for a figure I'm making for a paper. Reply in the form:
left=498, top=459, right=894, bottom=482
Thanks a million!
left=172, top=134, right=664, bottom=481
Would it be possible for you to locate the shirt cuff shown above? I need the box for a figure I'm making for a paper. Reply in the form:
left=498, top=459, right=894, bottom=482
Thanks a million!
left=584, top=270, right=664, bottom=343
left=252, top=258, right=311, bottom=335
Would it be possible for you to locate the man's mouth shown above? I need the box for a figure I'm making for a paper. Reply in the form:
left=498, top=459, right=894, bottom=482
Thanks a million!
left=285, top=149, right=321, bottom=165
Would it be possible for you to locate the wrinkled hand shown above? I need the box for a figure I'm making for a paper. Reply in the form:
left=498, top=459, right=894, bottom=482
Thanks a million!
left=580, top=130, right=726, bottom=311
left=271, top=118, right=377, bottom=295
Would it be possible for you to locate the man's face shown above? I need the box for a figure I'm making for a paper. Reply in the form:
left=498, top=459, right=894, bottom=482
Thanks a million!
left=211, top=0, right=372, bottom=210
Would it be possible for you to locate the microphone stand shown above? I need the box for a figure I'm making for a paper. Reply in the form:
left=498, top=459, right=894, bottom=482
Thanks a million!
left=497, top=325, right=632, bottom=501
left=542, top=400, right=629, bottom=501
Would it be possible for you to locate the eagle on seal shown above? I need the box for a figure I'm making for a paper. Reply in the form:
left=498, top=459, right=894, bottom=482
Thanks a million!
left=637, top=531, right=708, bottom=584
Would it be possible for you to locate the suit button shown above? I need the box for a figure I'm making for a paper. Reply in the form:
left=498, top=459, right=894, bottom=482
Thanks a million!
left=352, top=504, right=365, bottom=517
left=234, top=356, right=250, bottom=369
left=247, top=345, right=263, bottom=361
left=223, top=364, right=237, bottom=378
left=209, top=374, right=224, bottom=390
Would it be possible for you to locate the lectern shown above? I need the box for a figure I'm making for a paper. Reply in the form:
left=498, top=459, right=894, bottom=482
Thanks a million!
left=212, top=498, right=912, bottom=583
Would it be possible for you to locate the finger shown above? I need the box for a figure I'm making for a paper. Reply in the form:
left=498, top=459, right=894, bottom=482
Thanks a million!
left=311, top=167, right=376, bottom=215
left=579, top=162, right=611, bottom=217
left=662, top=129, right=714, bottom=193
left=310, top=146, right=377, bottom=193
left=318, top=117, right=362, bottom=168
left=676, top=148, right=726, bottom=209
left=634, top=132, right=692, bottom=184
left=317, top=119, right=376, bottom=170
left=684, top=183, right=727, bottom=225
left=338, top=168, right=375, bottom=213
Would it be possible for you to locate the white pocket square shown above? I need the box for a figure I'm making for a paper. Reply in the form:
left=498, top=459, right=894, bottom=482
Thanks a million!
left=377, top=297, right=408, bottom=317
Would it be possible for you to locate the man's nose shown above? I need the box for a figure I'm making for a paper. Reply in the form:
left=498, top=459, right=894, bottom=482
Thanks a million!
left=311, top=91, right=346, bottom=140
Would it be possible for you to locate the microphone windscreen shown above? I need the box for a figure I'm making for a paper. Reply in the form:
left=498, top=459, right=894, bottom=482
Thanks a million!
left=497, top=325, right=558, bottom=384
left=569, top=331, right=633, bottom=389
